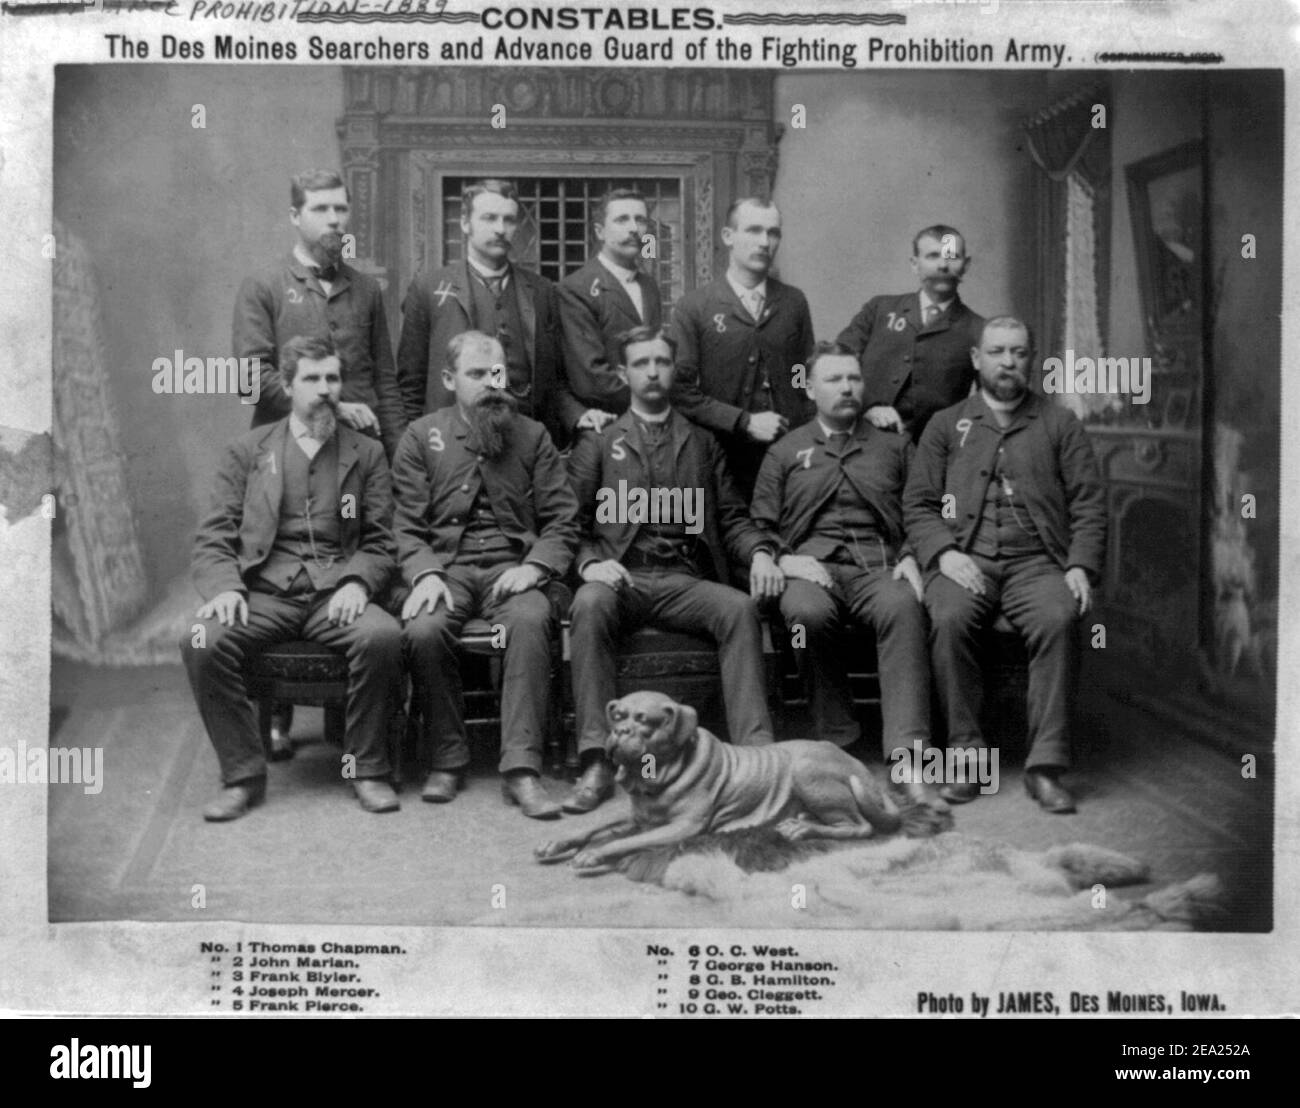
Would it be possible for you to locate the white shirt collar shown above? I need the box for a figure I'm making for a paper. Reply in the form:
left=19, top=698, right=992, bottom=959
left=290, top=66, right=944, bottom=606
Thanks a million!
left=467, top=255, right=510, bottom=281
left=289, top=413, right=314, bottom=440
left=817, top=416, right=859, bottom=438
left=980, top=390, right=1026, bottom=414
left=631, top=405, right=672, bottom=424
left=726, top=268, right=768, bottom=305
left=919, top=287, right=954, bottom=315
left=597, top=253, right=639, bottom=284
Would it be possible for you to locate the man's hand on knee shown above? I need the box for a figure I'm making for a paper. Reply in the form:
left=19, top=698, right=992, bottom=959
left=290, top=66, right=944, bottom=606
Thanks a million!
left=938, top=550, right=986, bottom=596
left=196, top=590, right=248, bottom=627
left=328, top=581, right=369, bottom=626
left=402, top=575, right=455, bottom=620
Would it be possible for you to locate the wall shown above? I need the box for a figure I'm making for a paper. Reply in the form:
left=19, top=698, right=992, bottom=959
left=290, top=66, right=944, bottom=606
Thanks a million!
left=54, top=65, right=344, bottom=591
left=772, top=71, right=1049, bottom=340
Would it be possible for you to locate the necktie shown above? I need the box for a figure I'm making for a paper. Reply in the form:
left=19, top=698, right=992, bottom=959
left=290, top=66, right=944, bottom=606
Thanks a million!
left=924, top=303, right=941, bottom=326
left=482, top=273, right=506, bottom=298
left=747, top=290, right=764, bottom=321
left=312, top=264, right=338, bottom=284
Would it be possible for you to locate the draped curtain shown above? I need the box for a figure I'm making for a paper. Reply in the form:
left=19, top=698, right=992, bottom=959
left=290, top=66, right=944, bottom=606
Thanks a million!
left=1023, top=84, right=1112, bottom=416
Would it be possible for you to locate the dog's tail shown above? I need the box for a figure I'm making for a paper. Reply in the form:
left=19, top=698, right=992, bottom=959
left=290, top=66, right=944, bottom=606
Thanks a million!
left=850, top=774, right=952, bottom=838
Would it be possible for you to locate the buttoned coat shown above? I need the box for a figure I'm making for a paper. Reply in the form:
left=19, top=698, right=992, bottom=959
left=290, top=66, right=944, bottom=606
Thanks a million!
left=395, top=261, right=571, bottom=446
left=556, top=256, right=664, bottom=420
left=750, top=417, right=914, bottom=559
left=836, top=291, right=984, bottom=441
left=390, top=406, right=578, bottom=585
left=234, top=255, right=405, bottom=460
left=566, top=409, right=773, bottom=586
left=668, top=275, right=815, bottom=437
left=191, top=420, right=396, bottom=602
left=903, top=391, right=1107, bottom=577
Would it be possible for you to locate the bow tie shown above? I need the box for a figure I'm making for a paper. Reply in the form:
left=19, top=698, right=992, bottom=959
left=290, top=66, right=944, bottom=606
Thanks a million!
left=311, top=263, right=340, bottom=283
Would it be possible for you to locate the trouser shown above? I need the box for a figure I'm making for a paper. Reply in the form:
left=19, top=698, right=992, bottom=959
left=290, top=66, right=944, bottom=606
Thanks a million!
left=779, top=562, right=931, bottom=754
left=569, top=568, right=774, bottom=755
left=924, top=552, right=1079, bottom=770
left=401, top=560, right=556, bottom=774
left=180, top=587, right=403, bottom=785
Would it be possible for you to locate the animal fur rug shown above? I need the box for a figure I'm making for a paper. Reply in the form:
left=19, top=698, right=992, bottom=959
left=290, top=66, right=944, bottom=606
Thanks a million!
left=516, top=830, right=1226, bottom=931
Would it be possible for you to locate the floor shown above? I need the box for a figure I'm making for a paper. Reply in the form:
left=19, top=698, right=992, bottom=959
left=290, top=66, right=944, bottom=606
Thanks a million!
left=46, top=657, right=1274, bottom=931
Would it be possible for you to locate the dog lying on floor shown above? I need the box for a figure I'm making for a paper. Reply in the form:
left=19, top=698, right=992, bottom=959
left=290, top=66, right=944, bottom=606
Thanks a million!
left=536, top=691, right=951, bottom=876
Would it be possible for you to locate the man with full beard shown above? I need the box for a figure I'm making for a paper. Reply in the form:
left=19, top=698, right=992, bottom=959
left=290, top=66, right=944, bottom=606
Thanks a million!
left=836, top=224, right=985, bottom=445
left=393, top=331, right=580, bottom=817
left=181, top=335, right=405, bottom=820
left=750, top=342, right=940, bottom=807
left=236, top=170, right=405, bottom=460
left=903, top=317, right=1106, bottom=812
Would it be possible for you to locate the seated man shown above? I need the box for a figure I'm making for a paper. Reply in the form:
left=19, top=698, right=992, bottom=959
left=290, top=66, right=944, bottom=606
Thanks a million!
left=751, top=341, right=938, bottom=806
left=393, top=330, right=579, bottom=819
left=903, top=316, right=1107, bottom=811
left=565, top=325, right=784, bottom=814
left=181, top=334, right=404, bottom=821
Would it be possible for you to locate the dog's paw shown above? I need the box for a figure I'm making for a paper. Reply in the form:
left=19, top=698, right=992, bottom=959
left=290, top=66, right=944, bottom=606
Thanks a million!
left=776, top=818, right=813, bottom=842
left=535, top=841, right=579, bottom=864
left=571, top=849, right=616, bottom=876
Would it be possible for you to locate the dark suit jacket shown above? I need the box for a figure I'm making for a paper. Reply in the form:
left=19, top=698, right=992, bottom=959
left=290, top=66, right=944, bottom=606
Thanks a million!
left=191, top=421, right=396, bottom=601
left=234, top=255, right=405, bottom=460
left=835, top=291, right=984, bottom=443
left=903, top=391, right=1108, bottom=578
left=669, top=275, right=815, bottom=437
left=566, top=408, right=774, bottom=586
left=395, top=261, right=571, bottom=446
left=390, top=406, right=579, bottom=584
left=557, top=256, right=664, bottom=420
left=751, top=417, right=914, bottom=559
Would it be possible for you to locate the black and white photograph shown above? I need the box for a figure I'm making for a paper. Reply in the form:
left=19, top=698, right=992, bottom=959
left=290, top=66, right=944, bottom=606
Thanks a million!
left=0, top=0, right=1295, bottom=1020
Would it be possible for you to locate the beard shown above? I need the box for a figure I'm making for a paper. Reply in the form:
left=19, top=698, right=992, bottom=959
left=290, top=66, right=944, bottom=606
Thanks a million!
left=468, top=391, right=518, bottom=460
left=981, top=370, right=1028, bottom=404
left=314, top=231, right=345, bottom=268
left=305, top=398, right=339, bottom=441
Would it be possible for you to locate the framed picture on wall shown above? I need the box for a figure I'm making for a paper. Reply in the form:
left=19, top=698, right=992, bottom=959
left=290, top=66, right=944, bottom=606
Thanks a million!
left=1125, top=139, right=1203, bottom=345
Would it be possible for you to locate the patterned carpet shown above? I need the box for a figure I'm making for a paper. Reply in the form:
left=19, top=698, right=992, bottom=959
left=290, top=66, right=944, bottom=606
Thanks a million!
left=47, top=662, right=1272, bottom=931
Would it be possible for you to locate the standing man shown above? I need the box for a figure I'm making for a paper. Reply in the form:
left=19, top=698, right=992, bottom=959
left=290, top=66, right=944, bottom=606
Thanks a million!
left=557, top=188, right=664, bottom=429
left=751, top=341, right=938, bottom=806
left=181, top=335, right=404, bottom=820
left=393, top=331, right=579, bottom=819
left=837, top=224, right=985, bottom=445
left=396, top=180, right=571, bottom=447
left=236, top=169, right=405, bottom=461
left=669, top=197, right=815, bottom=501
left=565, top=325, right=784, bottom=813
left=903, top=317, right=1107, bottom=812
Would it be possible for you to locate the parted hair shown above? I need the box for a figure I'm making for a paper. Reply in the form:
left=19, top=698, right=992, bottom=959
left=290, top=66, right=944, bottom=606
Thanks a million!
left=615, top=324, right=677, bottom=367
left=290, top=170, right=348, bottom=211
left=280, top=334, right=338, bottom=387
left=462, top=179, right=521, bottom=220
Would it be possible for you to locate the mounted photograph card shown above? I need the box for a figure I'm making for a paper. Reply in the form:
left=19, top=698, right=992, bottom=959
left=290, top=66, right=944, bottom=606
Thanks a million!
left=0, top=0, right=1294, bottom=1023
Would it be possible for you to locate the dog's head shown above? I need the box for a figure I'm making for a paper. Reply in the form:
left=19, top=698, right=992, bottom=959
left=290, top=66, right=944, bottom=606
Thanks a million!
left=605, top=691, right=699, bottom=789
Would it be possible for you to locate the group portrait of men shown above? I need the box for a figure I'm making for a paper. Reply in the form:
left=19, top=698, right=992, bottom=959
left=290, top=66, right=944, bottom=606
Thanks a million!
left=181, top=168, right=1106, bottom=827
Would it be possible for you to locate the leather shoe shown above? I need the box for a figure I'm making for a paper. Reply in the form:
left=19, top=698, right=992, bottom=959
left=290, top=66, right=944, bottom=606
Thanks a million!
left=562, top=759, right=616, bottom=813
left=937, top=780, right=981, bottom=804
left=353, top=778, right=400, bottom=814
left=421, top=770, right=462, bottom=804
left=202, top=778, right=266, bottom=822
left=502, top=772, right=562, bottom=820
left=1024, top=769, right=1076, bottom=814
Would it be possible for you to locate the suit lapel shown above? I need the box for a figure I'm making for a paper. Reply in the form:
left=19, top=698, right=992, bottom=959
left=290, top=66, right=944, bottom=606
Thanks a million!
left=512, top=265, right=537, bottom=369
left=257, top=423, right=287, bottom=518
left=454, top=261, right=476, bottom=324
left=335, top=428, right=359, bottom=488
